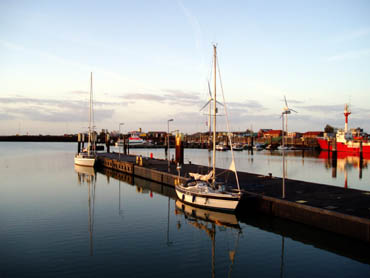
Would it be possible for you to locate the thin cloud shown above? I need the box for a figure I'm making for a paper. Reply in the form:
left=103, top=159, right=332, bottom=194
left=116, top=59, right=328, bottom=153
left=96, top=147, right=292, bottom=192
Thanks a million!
left=2, top=106, right=114, bottom=123
left=122, top=89, right=202, bottom=106
left=227, top=100, right=265, bottom=110
left=327, top=48, right=370, bottom=62
left=332, top=28, right=370, bottom=43
left=280, top=97, right=303, bottom=105
left=177, top=0, right=205, bottom=72
left=297, top=104, right=344, bottom=113
left=124, top=93, right=165, bottom=102
left=162, top=89, right=202, bottom=105
left=70, top=90, right=88, bottom=95
left=0, top=111, right=14, bottom=120
left=0, top=96, right=122, bottom=107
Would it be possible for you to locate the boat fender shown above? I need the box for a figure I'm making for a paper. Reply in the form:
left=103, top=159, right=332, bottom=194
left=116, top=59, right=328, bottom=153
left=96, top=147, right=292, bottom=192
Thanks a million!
left=205, top=198, right=208, bottom=204
left=182, top=194, right=185, bottom=201
left=192, top=195, right=196, bottom=202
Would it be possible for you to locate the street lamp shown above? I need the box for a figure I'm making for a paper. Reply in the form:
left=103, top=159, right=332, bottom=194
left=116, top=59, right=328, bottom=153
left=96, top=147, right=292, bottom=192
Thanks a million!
left=119, top=123, right=124, bottom=160
left=167, top=119, right=174, bottom=169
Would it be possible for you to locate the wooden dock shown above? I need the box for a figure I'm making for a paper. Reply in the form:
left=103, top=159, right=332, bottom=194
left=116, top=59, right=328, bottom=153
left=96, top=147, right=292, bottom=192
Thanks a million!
left=96, top=152, right=370, bottom=243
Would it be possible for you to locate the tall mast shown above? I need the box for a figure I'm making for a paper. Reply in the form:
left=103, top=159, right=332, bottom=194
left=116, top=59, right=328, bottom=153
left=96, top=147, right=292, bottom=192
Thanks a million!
left=212, top=45, right=217, bottom=184
left=88, top=72, right=92, bottom=156
left=208, top=83, right=211, bottom=151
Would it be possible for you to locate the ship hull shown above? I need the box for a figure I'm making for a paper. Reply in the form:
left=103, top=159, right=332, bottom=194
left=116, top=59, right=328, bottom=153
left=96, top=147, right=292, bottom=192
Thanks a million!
left=317, top=138, right=370, bottom=153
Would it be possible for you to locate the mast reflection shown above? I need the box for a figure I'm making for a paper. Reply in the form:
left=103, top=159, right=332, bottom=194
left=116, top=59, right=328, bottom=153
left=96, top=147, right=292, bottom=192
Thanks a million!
left=75, top=165, right=97, bottom=256
left=175, top=200, right=241, bottom=278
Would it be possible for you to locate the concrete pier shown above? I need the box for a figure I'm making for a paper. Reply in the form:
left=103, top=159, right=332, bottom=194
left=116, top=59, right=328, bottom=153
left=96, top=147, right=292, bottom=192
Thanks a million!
left=96, top=152, right=370, bottom=243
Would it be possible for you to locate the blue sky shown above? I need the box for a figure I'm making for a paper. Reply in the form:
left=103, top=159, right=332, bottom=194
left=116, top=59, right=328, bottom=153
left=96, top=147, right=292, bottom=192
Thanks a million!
left=1, top=0, right=370, bottom=135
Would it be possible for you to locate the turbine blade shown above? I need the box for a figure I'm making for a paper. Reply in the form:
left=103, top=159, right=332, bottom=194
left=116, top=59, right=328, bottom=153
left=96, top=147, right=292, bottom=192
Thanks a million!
left=207, top=81, right=212, bottom=97
left=284, top=95, right=288, bottom=107
left=290, top=108, right=298, bottom=113
left=216, top=100, right=224, bottom=106
left=200, top=100, right=212, bottom=111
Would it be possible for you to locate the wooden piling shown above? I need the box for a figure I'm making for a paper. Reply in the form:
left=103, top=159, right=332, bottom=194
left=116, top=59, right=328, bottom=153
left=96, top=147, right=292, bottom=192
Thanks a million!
left=175, top=134, right=184, bottom=165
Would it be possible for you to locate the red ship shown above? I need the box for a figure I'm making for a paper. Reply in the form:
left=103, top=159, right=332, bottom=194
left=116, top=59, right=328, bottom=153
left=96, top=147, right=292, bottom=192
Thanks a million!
left=317, top=104, right=370, bottom=153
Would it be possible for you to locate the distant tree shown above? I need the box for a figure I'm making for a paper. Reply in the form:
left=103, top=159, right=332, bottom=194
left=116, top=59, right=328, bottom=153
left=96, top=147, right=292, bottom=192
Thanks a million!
left=324, top=124, right=334, bottom=133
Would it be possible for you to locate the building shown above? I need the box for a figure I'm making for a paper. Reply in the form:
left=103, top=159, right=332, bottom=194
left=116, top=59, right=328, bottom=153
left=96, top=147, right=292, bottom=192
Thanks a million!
left=263, top=130, right=283, bottom=139
left=303, top=131, right=323, bottom=138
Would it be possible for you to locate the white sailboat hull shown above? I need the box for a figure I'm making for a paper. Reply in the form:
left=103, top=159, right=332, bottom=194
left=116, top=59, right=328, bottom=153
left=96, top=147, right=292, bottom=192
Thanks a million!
left=175, top=186, right=240, bottom=211
left=74, top=154, right=96, bottom=167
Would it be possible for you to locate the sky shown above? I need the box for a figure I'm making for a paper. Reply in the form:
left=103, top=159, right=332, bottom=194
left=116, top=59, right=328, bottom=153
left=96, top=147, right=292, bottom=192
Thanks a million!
left=1, top=0, right=370, bottom=135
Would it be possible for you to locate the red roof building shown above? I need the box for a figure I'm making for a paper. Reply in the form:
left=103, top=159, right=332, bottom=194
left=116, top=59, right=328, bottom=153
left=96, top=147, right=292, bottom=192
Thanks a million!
left=263, top=130, right=283, bottom=138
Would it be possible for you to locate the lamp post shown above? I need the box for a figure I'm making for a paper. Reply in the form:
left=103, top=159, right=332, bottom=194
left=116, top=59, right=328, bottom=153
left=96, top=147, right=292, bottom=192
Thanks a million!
left=119, top=123, right=124, bottom=160
left=167, top=119, right=174, bottom=170
left=281, top=113, right=285, bottom=199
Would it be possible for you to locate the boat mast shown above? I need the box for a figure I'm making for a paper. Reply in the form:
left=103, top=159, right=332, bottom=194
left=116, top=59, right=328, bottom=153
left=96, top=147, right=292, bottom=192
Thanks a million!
left=88, top=72, right=92, bottom=156
left=208, top=82, right=212, bottom=152
left=212, top=45, right=217, bottom=185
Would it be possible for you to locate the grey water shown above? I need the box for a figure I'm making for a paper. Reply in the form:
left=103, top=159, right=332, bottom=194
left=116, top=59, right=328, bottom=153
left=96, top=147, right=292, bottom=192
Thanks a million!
left=0, top=142, right=370, bottom=277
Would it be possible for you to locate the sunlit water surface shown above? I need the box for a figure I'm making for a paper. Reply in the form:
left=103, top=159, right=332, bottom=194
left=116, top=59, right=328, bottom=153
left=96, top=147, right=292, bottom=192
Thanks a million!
left=0, top=142, right=369, bottom=277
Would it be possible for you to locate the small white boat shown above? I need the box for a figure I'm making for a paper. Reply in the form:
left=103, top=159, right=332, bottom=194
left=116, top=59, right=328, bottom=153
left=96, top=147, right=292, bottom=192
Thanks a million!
left=232, top=143, right=244, bottom=151
left=74, top=72, right=96, bottom=167
left=216, top=143, right=229, bottom=151
left=253, top=143, right=265, bottom=151
left=74, top=152, right=96, bottom=167
left=128, top=135, right=147, bottom=146
left=277, top=145, right=291, bottom=151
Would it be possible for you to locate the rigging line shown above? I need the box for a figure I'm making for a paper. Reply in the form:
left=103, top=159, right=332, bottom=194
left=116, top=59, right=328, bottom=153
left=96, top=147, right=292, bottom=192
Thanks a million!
left=92, top=73, right=95, bottom=135
left=216, top=59, right=241, bottom=191
left=208, top=53, right=214, bottom=86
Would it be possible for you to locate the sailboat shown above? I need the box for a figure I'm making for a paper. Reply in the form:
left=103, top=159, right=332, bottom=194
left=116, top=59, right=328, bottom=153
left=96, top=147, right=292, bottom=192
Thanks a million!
left=175, top=45, right=242, bottom=212
left=74, top=72, right=96, bottom=167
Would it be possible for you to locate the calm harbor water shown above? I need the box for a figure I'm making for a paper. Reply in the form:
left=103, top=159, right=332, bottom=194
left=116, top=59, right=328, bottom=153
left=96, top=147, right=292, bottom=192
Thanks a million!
left=1, top=142, right=370, bottom=277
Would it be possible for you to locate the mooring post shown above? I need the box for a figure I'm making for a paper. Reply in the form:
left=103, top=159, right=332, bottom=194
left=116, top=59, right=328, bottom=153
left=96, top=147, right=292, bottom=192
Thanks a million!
left=77, top=133, right=81, bottom=153
left=81, top=133, right=85, bottom=151
left=332, top=137, right=337, bottom=164
left=359, top=141, right=363, bottom=179
left=175, top=133, right=184, bottom=165
left=251, top=136, right=254, bottom=155
left=105, top=133, right=110, bottom=153
left=123, top=136, right=126, bottom=155
left=332, top=161, right=337, bottom=178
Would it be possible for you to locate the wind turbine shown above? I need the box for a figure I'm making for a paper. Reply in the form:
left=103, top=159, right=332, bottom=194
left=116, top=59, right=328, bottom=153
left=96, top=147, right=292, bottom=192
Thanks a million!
left=280, top=95, right=297, bottom=199
left=281, top=95, right=298, bottom=147
left=200, top=81, right=223, bottom=151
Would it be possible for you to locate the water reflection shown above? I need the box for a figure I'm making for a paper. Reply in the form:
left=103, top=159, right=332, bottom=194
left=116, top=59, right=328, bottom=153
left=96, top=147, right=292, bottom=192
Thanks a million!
left=175, top=200, right=241, bottom=278
left=318, top=151, right=369, bottom=189
left=75, top=165, right=97, bottom=256
left=101, top=168, right=370, bottom=265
